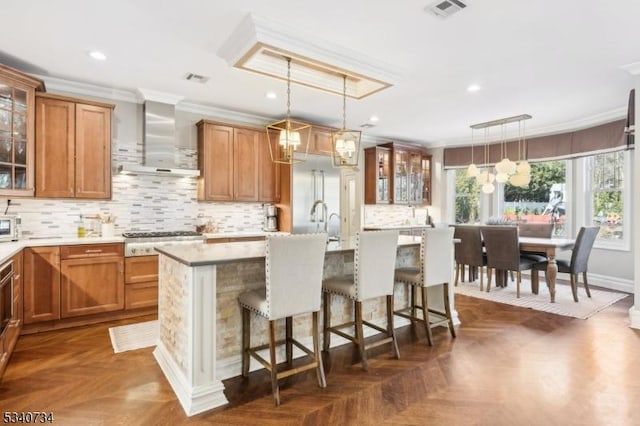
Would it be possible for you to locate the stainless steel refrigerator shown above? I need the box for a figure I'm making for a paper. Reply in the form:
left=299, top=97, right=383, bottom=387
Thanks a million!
left=292, top=154, right=341, bottom=239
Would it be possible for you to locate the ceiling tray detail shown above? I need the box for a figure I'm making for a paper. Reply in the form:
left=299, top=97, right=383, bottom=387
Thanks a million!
left=217, top=14, right=400, bottom=99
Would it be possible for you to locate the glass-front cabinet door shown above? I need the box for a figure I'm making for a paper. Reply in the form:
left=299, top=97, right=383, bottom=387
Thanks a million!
left=0, top=65, right=42, bottom=196
left=394, top=148, right=409, bottom=204
left=408, top=152, right=423, bottom=204
left=376, top=147, right=390, bottom=203
left=421, top=154, right=432, bottom=205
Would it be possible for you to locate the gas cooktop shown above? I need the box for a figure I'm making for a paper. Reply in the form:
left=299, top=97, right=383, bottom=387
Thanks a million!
left=122, top=231, right=202, bottom=239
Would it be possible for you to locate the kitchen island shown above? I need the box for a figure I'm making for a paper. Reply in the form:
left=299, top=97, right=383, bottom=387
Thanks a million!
left=154, top=235, right=458, bottom=416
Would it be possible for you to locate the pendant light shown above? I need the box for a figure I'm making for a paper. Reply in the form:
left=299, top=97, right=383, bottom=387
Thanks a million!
left=266, top=57, right=311, bottom=164
left=509, top=119, right=531, bottom=188
left=466, top=127, right=479, bottom=177
left=331, top=74, right=361, bottom=168
left=477, top=128, right=496, bottom=194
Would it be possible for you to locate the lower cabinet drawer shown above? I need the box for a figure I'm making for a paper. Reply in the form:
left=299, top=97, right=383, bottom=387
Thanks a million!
left=125, top=282, right=158, bottom=310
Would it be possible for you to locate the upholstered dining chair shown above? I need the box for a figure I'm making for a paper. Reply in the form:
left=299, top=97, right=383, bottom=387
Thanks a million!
left=394, top=227, right=456, bottom=346
left=518, top=222, right=554, bottom=262
left=238, top=233, right=327, bottom=406
left=532, top=226, right=599, bottom=302
left=453, top=225, right=487, bottom=290
left=481, top=226, right=542, bottom=297
left=517, top=222, right=554, bottom=238
left=322, top=230, right=399, bottom=371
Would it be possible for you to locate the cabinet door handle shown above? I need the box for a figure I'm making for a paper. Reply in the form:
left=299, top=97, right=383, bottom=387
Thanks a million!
left=85, top=249, right=103, bottom=253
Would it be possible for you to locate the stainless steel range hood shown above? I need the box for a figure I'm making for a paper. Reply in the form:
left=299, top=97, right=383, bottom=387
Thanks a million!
left=118, top=95, right=200, bottom=177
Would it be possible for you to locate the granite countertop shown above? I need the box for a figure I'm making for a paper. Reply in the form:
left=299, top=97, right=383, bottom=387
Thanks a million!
left=155, top=235, right=421, bottom=267
left=0, top=236, right=125, bottom=264
left=202, top=231, right=288, bottom=239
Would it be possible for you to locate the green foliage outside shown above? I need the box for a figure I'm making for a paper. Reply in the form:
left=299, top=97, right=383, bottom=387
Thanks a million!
left=504, top=161, right=566, bottom=202
left=454, top=169, right=479, bottom=223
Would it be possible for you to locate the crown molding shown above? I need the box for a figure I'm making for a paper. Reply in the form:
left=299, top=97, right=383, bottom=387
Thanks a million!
left=32, top=74, right=139, bottom=103
left=217, top=13, right=401, bottom=98
left=177, top=102, right=270, bottom=128
left=433, top=106, right=627, bottom=148
left=621, top=61, right=640, bottom=76
left=137, top=88, right=184, bottom=104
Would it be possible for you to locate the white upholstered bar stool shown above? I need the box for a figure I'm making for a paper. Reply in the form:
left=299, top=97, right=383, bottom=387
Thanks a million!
left=322, top=230, right=399, bottom=371
left=238, top=233, right=327, bottom=406
left=394, top=227, right=456, bottom=346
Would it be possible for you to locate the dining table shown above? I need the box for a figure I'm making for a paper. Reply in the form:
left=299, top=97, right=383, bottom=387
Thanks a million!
left=519, top=236, right=575, bottom=303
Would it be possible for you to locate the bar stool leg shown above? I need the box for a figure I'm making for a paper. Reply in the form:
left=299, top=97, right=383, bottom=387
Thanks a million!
left=312, top=311, right=327, bottom=387
left=421, top=286, right=433, bottom=346
left=443, top=282, right=456, bottom=338
left=454, top=263, right=460, bottom=286
left=322, top=292, right=331, bottom=351
left=268, top=320, right=280, bottom=406
left=410, top=284, right=417, bottom=327
left=386, top=295, right=400, bottom=359
left=285, top=317, right=293, bottom=367
left=354, top=301, right=368, bottom=371
left=241, top=307, right=250, bottom=377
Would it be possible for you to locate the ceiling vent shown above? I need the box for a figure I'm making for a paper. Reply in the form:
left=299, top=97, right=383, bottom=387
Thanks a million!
left=360, top=123, right=376, bottom=128
left=426, top=0, right=468, bottom=18
left=185, top=73, right=210, bottom=84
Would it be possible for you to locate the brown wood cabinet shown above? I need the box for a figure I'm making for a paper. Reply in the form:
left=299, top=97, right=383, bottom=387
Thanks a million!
left=197, top=120, right=278, bottom=202
left=23, top=246, right=61, bottom=324
left=0, top=251, right=23, bottom=380
left=365, top=143, right=432, bottom=206
left=61, top=253, right=124, bottom=318
left=24, top=243, right=125, bottom=323
left=35, top=92, right=113, bottom=199
left=307, top=126, right=334, bottom=156
left=124, top=255, right=158, bottom=310
left=364, top=146, right=391, bottom=204
left=0, top=64, right=44, bottom=197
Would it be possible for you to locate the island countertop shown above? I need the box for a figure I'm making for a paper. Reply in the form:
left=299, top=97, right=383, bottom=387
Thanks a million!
left=154, top=234, right=422, bottom=267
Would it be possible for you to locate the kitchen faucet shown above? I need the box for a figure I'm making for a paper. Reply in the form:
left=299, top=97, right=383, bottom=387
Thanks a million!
left=310, top=200, right=328, bottom=231
left=328, top=213, right=341, bottom=241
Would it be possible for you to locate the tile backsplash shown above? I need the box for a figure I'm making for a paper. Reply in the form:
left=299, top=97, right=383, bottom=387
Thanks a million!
left=1, top=127, right=265, bottom=238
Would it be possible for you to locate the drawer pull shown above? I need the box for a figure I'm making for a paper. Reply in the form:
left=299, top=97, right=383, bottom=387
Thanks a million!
left=85, top=249, right=103, bottom=253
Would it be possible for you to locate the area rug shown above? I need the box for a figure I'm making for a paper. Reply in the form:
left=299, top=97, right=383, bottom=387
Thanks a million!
left=454, top=280, right=628, bottom=319
left=108, top=320, right=159, bottom=353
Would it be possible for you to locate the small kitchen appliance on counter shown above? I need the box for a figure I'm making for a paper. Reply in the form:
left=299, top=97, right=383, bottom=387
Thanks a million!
left=263, top=204, right=278, bottom=232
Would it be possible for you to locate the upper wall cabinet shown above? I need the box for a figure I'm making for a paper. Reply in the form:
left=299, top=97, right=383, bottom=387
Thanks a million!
left=196, top=120, right=279, bottom=203
left=0, top=64, right=45, bottom=197
left=365, top=142, right=432, bottom=206
left=35, top=93, right=114, bottom=199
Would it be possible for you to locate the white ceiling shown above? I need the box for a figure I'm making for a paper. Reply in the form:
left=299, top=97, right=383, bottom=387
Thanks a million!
left=2, top=0, right=638, bottom=147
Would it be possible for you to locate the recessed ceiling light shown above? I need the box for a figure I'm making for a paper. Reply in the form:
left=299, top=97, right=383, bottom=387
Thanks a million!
left=467, top=84, right=481, bottom=92
left=369, top=115, right=380, bottom=122
left=88, top=50, right=107, bottom=61
left=265, top=91, right=277, bottom=99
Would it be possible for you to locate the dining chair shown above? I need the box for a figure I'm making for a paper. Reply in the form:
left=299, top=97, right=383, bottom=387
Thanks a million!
left=518, top=222, right=554, bottom=238
left=453, top=225, right=487, bottom=290
left=518, top=222, right=554, bottom=262
left=238, top=233, right=327, bottom=406
left=394, top=227, right=456, bottom=346
left=481, top=225, right=543, bottom=297
left=532, top=226, right=599, bottom=302
left=322, top=230, right=399, bottom=371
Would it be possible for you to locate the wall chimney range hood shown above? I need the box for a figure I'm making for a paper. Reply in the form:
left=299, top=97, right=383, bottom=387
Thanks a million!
left=118, top=89, right=200, bottom=178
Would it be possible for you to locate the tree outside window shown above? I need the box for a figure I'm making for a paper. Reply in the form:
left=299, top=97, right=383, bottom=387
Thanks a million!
left=502, top=161, right=567, bottom=236
left=454, top=169, right=480, bottom=224
left=591, top=151, right=624, bottom=240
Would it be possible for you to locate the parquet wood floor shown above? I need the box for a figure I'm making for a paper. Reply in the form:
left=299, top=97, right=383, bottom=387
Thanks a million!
left=1, top=292, right=639, bottom=425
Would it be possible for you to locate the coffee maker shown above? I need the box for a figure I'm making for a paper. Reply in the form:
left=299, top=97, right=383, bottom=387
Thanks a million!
left=263, top=204, right=278, bottom=232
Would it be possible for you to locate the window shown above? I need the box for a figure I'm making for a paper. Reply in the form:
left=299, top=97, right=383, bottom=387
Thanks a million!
left=453, top=169, right=480, bottom=223
left=501, top=160, right=568, bottom=236
left=588, top=151, right=627, bottom=246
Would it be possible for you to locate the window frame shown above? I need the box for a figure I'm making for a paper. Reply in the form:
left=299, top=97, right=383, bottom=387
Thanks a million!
left=585, top=150, right=631, bottom=251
